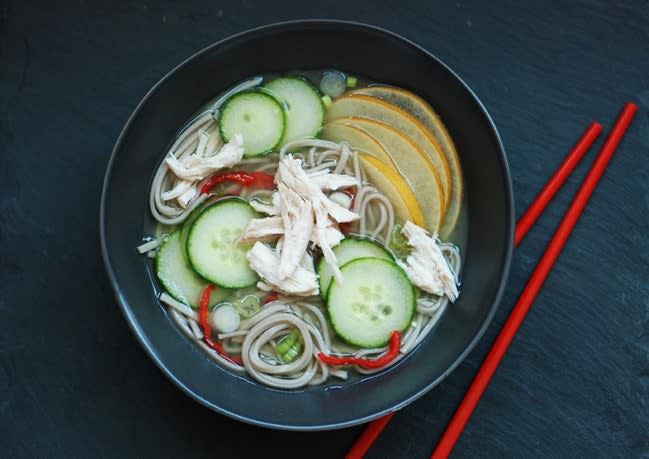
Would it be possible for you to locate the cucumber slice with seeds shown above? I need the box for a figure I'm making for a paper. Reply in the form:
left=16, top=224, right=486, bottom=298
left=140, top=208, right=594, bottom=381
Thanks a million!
left=186, top=198, right=259, bottom=288
left=317, top=237, right=394, bottom=300
left=264, top=77, right=325, bottom=145
left=219, top=90, right=285, bottom=157
left=327, top=257, right=415, bottom=348
left=156, top=231, right=230, bottom=308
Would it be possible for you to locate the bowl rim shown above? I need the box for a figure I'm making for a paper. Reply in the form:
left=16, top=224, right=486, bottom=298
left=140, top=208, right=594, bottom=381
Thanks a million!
left=100, top=18, right=514, bottom=430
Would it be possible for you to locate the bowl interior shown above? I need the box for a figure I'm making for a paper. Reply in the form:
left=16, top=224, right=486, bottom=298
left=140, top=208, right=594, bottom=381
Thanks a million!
left=101, top=20, right=513, bottom=430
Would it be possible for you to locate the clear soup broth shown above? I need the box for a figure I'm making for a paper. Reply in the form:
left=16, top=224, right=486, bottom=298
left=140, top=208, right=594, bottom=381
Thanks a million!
left=140, top=69, right=467, bottom=389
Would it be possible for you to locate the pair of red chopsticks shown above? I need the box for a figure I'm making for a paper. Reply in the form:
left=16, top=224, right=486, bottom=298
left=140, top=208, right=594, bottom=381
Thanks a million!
left=347, top=101, right=638, bottom=459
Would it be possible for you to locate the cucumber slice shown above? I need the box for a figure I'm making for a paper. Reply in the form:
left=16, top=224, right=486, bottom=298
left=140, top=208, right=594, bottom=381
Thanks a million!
left=317, top=237, right=394, bottom=300
left=156, top=231, right=230, bottom=308
left=264, top=77, right=325, bottom=145
left=178, top=198, right=214, bottom=251
left=327, top=257, right=415, bottom=348
left=219, top=90, right=285, bottom=157
left=186, top=198, right=259, bottom=288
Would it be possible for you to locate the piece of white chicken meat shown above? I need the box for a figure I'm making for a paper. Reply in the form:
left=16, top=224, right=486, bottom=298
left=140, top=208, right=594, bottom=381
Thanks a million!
left=275, top=156, right=358, bottom=281
left=162, top=133, right=245, bottom=208
left=240, top=155, right=360, bottom=296
left=247, top=242, right=319, bottom=297
left=277, top=183, right=314, bottom=279
left=396, top=221, right=459, bottom=302
left=249, top=192, right=280, bottom=216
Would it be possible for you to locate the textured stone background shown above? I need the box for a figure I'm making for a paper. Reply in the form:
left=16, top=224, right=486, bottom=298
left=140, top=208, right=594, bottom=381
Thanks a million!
left=1, top=1, right=648, bottom=457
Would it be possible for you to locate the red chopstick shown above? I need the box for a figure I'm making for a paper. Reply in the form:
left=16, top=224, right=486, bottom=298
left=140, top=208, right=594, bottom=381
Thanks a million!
left=515, top=121, right=603, bottom=246
left=431, top=101, right=637, bottom=458
left=345, top=121, right=604, bottom=459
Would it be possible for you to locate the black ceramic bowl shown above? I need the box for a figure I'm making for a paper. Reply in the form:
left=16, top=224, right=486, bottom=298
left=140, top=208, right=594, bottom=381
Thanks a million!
left=100, top=20, right=513, bottom=431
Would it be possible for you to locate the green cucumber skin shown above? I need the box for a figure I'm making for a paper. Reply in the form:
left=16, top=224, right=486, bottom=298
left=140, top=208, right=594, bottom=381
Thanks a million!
left=178, top=198, right=214, bottom=251
left=155, top=231, right=230, bottom=308
left=326, top=257, right=416, bottom=349
left=219, top=90, right=286, bottom=157
left=264, top=76, right=326, bottom=142
left=156, top=232, right=192, bottom=304
left=317, top=236, right=394, bottom=301
left=186, top=198, right=259, bottom=289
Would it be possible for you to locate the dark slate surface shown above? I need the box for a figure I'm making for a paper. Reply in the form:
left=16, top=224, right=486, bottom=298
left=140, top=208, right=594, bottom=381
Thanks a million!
left=1, top=0, right=648, bottom=457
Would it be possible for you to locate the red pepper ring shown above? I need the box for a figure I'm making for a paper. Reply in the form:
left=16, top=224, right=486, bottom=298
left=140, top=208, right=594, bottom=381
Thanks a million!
left=317, top=331, right=402, bottom=369
left=199, top=284, right=243, bottom=366
left=248, top=171, right=276, bottom=189
left=262, top=292, right=279, bottom=304
left=200, top=171, right=275, bottom=195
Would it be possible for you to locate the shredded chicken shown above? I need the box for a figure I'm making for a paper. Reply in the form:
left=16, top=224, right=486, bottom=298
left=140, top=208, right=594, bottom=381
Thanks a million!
left=275, top=158, right=358, bottom=224
left=396, top=221, right=459, bottom=301
left=247, top=242, right=319, bottom=296
left=162, top=133, right=245, bottom=208
left=299, top=250, right=315, bottom=272
left=249, top=197, right=278, bottom=216
left=177, top=186, right=198, bottom=209
left=165, top=133, right=244, bottom=181
left=238, top=216, right=283, bottom=242
left=310, top=173, right=359, bottom=191
left=240, top=208, right=339, bottom=250
left=277, top=156, right=358, bottom=283
left=160, top=179, right=194, bottom=201
left=240, top=155, right=360, bottom=293
left=311, top=203, right=341, bottom=282
left=311, top=218, right=344, bottom=248
left=277, top=183, right=314, bottom=278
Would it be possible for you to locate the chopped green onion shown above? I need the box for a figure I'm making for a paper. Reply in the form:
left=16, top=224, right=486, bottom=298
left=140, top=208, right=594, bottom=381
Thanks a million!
left=389, top=224, right=411, bottom=259
left=276, top=331, right=303, bottom=363
left=346, top=76, right=358, bottom=88
left=321, top=95, right=333, bottom=108
left=233, top=294, right=262, bottom=319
